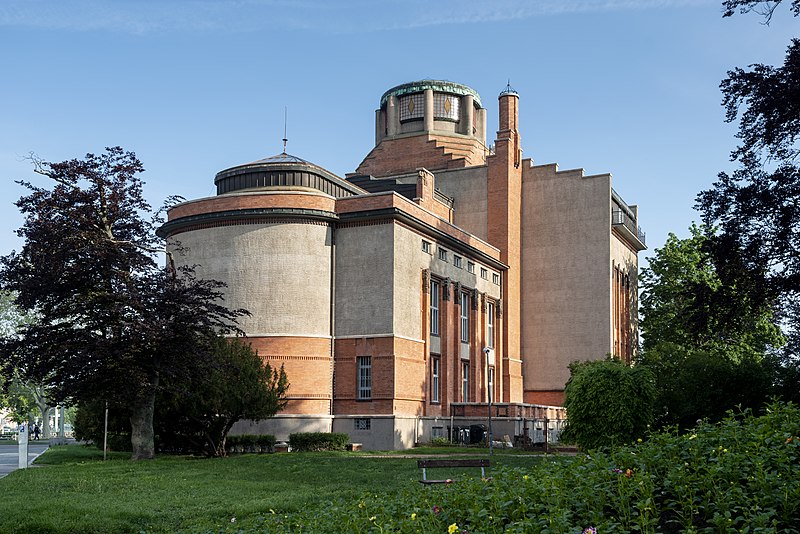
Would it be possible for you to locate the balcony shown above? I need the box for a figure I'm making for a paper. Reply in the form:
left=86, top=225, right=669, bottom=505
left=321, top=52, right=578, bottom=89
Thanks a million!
left=612, top=210, right=647, bottom=251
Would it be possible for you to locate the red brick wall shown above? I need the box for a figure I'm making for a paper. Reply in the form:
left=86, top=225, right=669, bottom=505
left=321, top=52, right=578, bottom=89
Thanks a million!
left=523, top=390, right=565, bottom=406
left=168, top=191, right=336, bottom=220
left=246, top=336, right=332, bottom=415
left=333, top=336, right=426, bottom=416
left=356, top=134, right=485, bottom=178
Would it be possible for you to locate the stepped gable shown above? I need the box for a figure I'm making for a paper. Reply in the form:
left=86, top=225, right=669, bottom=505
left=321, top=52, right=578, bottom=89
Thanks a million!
left=356, top=134, right=486, bottom=177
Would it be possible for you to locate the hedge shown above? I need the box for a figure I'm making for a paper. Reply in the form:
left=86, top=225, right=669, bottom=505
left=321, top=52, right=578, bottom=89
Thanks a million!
left=289, top=432, right=349, bottom=452
left=225, top=434, right=276, bottom=453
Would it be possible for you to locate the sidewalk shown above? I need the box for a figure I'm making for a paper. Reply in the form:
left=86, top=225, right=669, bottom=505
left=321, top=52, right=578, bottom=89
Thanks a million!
left=0, top=443, right=50, bottom=479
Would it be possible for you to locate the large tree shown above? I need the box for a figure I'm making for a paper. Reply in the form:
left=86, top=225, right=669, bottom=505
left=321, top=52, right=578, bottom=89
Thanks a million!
left=697, top=1, right=800, bottom=360
left=640, top=224, right=784, bottom=360
left=0, top=147, right=244, bottom=459
left=639, top=225, right=784, bottom=427
left=157, top=336, right=289, bottom=457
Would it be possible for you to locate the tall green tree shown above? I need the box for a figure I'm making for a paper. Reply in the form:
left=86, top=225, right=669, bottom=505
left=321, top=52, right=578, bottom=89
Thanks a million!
left=640, top=224, right=784, bottom=361
left=697, top=1, right=800, bottom=361
left=0, top=148, right=245, bottom=459
left=639, top=225, right=783, bottom=427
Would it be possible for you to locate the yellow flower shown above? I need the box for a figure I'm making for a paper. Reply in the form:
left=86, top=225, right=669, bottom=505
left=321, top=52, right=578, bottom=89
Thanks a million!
left=448, top=523, right=459, bottom=534
left=411, top=513, right=417, bottom=520
left=369, top=516, right=376, bottom=522
left=637, top=438, right=642, bottom=443
left=358, top=501, right=365, bottom=509
left=523, top=474, right=529, bottom=480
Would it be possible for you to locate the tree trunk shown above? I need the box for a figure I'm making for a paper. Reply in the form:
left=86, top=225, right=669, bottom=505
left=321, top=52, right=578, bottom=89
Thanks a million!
left=39, top=406, right=52, bottom=439
left=130, top=384, right=157, bottom=460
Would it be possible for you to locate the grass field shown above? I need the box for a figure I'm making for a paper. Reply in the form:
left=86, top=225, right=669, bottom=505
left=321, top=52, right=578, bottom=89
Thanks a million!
left=0, top=445, right=544, bottom=533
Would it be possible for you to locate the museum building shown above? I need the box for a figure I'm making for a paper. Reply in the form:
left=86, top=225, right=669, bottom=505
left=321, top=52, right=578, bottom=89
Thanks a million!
left=158, top=80, right=645, bottom=449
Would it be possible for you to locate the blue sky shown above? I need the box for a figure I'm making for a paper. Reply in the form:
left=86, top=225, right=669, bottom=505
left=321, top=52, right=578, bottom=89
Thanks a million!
left=0, top=0, right=796, bottom=266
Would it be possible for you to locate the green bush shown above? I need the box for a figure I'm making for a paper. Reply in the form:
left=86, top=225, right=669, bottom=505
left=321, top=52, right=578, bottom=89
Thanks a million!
left=72, top=400, right=132, bottom=451
left=225, top=434, right=275, bottom=453
left=429, top=437, right=451, bottom=447
left=561, top=358, right=656, bottom=450
left=289, top=432, right=349, bottom=452
left=273, top=401, right=800, bottom=533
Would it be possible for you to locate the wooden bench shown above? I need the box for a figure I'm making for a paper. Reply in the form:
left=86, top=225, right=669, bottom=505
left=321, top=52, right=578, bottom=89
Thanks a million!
left=417, top=458, right=490, bottom=485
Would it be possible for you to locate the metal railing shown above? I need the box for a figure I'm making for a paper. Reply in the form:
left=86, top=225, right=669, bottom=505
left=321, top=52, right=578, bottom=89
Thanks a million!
left=612, top=210, right=646, bottom=246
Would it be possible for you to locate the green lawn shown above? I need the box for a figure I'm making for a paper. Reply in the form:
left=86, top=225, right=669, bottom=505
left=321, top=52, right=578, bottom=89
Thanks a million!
left=0, top=445, right=544, bottom=533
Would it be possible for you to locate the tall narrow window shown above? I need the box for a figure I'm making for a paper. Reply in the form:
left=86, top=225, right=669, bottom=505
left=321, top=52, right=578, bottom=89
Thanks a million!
left=431, top=356, right=440, bottom=403
left=487, top=302, right=495, bottom=348
left=488, top=367, right=494, bottom=403
left=357, top=356, right=372, bottom=400
left=460, top=292, right=469, bottom=342
left=430, top=280, right=440, bottom=336
left=462, top=362, right=469, bottom=402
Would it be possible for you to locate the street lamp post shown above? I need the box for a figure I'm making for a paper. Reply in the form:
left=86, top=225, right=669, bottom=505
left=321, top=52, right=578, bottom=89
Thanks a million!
left=484, top=347, right=494, bottom=455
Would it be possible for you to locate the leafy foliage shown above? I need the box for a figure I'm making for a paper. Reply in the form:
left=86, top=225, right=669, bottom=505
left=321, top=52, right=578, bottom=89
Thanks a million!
left=289, top=432, right=350, bottom=452
left=561, top=358, right=656, bottom=450
left=0, top=148, right=245, bottom=459
left=72, top=398, right=133, bottom=451
left=697, top=4, right=800, bottom=364
left=276, top=402, right=800, bottom=533
left=156, top=336, right=289, bottom=457
left=640, top=225, right=784, bottom=359
left=639, top=226, right=784, bottom=427
left=225, top=434, right=276, bottom=453
left=640, top=343, right=774, bottom=429
left=73, top=337, right=288, bottom=457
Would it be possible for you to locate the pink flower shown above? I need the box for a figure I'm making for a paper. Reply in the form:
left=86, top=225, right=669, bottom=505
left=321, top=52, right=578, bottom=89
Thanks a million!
left=433, top=506, right=442, bottom=514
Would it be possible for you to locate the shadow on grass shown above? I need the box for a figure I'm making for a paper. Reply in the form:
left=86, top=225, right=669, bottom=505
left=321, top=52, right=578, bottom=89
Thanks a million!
left=34, top=444, right=131, bottom=465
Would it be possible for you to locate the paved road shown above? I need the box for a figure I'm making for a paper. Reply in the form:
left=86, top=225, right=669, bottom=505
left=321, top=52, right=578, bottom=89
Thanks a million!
left=0, top=443, right=49, bottom=479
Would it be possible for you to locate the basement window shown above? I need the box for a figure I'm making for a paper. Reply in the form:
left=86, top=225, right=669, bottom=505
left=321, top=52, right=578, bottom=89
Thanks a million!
left=354, top=418, right=371, bottom=431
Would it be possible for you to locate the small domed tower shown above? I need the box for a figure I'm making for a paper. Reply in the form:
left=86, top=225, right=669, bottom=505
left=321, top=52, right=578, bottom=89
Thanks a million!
left=356, top=80, right=488, bottom=177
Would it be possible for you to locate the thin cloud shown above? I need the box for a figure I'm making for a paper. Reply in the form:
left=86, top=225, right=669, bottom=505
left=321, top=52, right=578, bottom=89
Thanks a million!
left=0, top=0, right=718, bottom=35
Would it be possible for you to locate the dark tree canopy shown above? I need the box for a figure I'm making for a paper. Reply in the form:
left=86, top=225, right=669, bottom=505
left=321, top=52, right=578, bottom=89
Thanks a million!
left=0, top=148, right=245, bottom=459
left=640, top=224, right=784, bottom=360
left=697, top=5, right=800, bottom=360
left=157, top=336, right=289, bottom=457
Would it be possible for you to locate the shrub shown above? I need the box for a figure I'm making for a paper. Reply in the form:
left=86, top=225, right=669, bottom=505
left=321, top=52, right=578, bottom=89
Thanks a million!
left=429, top=437, right=451, bottom=447
left=289, top=432, right=349, bottom=452
left=73, top=399, right=132, bottom=451
left=561, top=357, right=656, bottom=450
left=225, top=434, right=275, bottom=453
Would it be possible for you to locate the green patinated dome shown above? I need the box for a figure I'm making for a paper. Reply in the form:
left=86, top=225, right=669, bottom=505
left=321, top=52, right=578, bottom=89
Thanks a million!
left=380, top=80, right=482, bottom=108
